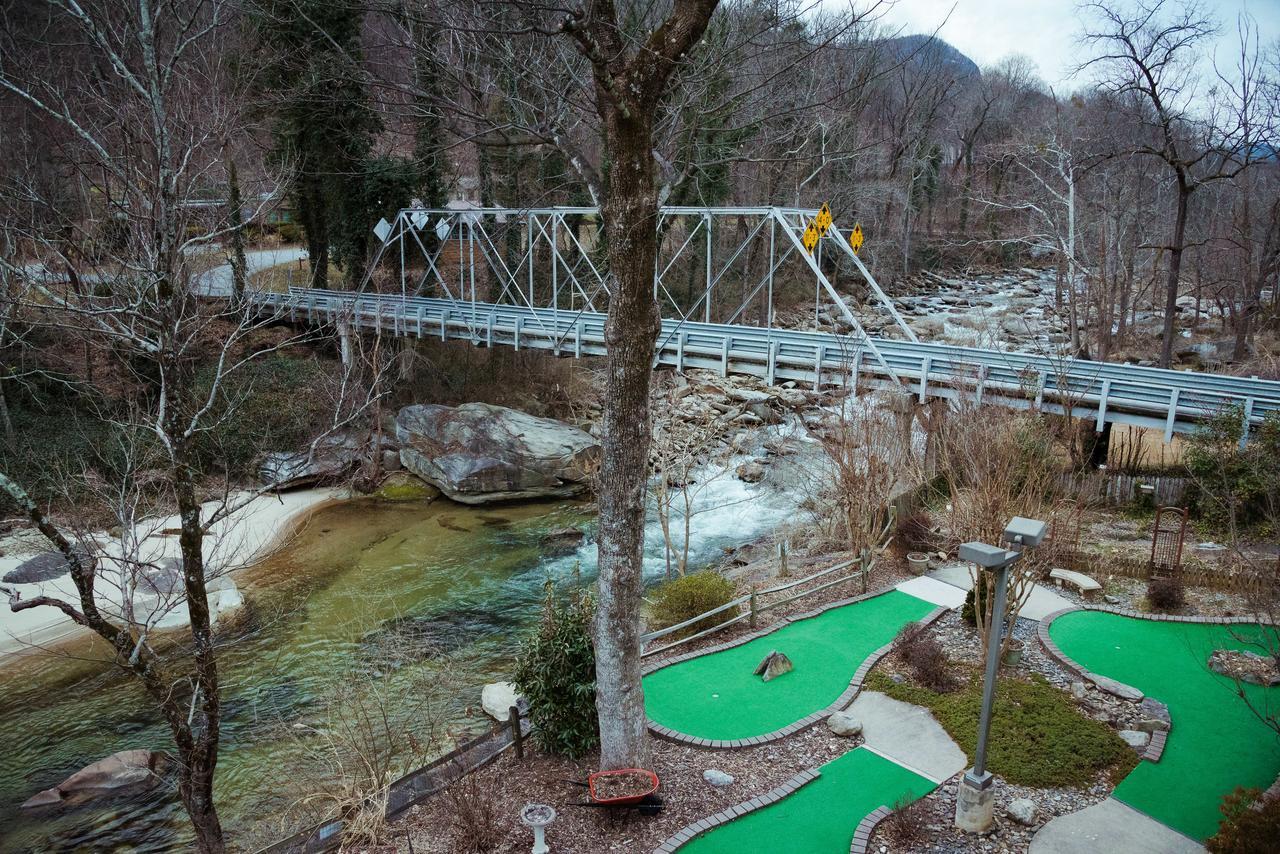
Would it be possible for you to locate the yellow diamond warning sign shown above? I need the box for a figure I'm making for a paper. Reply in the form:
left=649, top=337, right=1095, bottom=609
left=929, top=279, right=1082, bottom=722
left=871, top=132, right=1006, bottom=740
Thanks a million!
left=802, top=221, right=820, bottom=253
left=816, top=203, right=832, bottom=235
left=849, top=222, right=865, bottom=255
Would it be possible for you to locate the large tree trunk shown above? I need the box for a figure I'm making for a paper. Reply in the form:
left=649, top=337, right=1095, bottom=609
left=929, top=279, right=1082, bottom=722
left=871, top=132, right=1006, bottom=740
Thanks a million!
left=1159, top=181, right=1190, bottom=368
left=593, top=110, right=660, bottom=770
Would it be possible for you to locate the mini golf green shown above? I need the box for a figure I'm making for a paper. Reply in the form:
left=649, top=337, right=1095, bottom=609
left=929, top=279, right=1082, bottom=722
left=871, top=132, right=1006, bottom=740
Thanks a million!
left=679, top=747, right=935, bottom=853
left=644, top=589, right=934, bottom=740
left=1049, top=611, right=1280, bottom=841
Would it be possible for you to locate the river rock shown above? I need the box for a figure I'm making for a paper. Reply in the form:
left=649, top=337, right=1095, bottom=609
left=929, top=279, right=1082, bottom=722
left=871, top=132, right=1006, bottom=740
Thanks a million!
left=395, top=403, right=599, bottom=504
left=1007, top=798, right=1038, bottom=825
left=1119, top=729, right=1150, bottom=750
left=703, top=769, right=735, bottom=788
left=754, top=650, right=793, bottom=682
left=2, top=547, right=93, bottom=585
left=827, top=711, right=862, bottom=737
left=1136, top=697, right=1172, bottom=732
left=259, top=433, right=364, bottom=490
left=736, top=460, right=765, bottom=483
left=1209, top=649, right=1280, bottom=686
left=21, top=749, right=165, bottom=810
left=481, top=682, right=526, bottom=722
left=540, top=527, right=585, bottom=556
left=1091, top=674, right=1143, bottom=701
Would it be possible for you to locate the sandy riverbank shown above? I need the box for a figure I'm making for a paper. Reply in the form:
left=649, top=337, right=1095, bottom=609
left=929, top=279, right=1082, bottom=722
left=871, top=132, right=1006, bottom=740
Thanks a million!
left=0, top=487, right=346, bottom=661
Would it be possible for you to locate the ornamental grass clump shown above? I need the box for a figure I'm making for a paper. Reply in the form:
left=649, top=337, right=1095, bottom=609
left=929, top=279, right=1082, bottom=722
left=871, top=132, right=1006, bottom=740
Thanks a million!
left=649, top=571, right=738, bottom=639
left=513, top=582, right=598, bottom=758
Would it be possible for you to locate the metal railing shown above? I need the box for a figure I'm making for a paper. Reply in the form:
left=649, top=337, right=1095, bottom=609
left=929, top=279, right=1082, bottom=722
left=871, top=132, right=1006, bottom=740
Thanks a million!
left=249, top=287, right=1280, bottom=442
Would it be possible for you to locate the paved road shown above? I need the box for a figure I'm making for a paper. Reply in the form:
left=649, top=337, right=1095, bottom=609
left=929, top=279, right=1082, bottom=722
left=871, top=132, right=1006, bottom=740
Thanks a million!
left=195, top=246, right=308, bottom=296
left=18, top=246, right=308, bottom=296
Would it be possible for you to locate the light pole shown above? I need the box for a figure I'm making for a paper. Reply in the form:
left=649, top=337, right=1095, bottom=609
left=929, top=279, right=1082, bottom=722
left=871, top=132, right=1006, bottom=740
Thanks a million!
left=954, top=516, right=1047, bottom=833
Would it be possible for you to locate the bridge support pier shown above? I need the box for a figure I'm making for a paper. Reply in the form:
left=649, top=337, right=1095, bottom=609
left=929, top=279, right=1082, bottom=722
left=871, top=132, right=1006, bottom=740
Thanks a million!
left=1088, top=421, right=1112, bottom=469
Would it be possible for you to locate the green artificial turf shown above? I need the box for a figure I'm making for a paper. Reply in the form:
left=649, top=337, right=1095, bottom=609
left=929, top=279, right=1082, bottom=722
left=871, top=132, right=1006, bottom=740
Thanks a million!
left=1049, top=610, right=1280, bottom=841
left=679, top=747, right=935, bottom=854
left=643, top=590, right=934, bottom=740
left=866, top=668, right=1138, bottom=788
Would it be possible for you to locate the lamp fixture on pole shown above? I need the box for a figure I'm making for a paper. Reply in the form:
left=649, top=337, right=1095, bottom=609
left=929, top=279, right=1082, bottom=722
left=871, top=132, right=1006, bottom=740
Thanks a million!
left=954, top=517, right=1047, bottom=833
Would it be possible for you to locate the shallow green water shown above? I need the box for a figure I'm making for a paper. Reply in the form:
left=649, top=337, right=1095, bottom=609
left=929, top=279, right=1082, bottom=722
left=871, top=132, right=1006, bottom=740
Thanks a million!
left=0, top=497, right=593, bottom=852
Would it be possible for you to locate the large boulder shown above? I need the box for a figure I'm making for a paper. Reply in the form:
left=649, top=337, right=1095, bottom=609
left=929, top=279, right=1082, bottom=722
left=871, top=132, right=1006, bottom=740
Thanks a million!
left=21, top=749, right=166, bottom=810
left=395, top=403, right=599, bottom=504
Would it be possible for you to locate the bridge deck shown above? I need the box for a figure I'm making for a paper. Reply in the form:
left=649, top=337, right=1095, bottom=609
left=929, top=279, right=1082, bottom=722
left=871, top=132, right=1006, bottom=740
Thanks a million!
left=252, top=288, right=1280, bottom=443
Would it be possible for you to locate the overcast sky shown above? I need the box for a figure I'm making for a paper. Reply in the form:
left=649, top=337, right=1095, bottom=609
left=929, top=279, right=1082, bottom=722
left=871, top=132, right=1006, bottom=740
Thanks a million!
left=868, top=0, right=1280, bottom=92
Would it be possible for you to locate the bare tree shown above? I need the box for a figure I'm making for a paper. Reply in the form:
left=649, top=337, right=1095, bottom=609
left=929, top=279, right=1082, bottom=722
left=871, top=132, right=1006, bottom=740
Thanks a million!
left=0, top=3, right=381, bottom=849
left=1080, top=0, right=1272, bottom=367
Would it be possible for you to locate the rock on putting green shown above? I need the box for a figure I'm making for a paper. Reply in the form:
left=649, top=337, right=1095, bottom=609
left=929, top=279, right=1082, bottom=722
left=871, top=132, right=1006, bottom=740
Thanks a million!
left=644, top=589, right=935, bottom=741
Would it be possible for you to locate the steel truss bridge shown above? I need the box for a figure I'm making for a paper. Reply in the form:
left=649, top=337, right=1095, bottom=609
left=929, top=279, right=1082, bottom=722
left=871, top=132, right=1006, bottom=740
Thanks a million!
left=248, top=205, right=1280, bottom=444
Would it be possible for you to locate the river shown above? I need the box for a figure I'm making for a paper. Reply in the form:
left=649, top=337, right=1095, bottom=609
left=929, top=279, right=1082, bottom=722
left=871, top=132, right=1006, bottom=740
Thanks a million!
left=0, top=451, right=804, bottom=852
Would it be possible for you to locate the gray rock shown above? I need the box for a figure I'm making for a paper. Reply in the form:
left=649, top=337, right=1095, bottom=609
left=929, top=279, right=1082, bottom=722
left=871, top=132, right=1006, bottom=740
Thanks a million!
left=21, top=749, right=165, bottom=810
left=2, top=547, right=93, bottom=585
left=1092, top=675, right=1143, bottom=701
left=396, top=403, right=599, bottom=504
left=1069, top=681, right=1086, bottom=700
left=1006, top=798, right=1038, bottom=825
left=480, top=682, right=526, bottom=722
left=736, top=460, right=766, bottom=483
left=381, top=449, right=402, bottom=472
left=1104, top=594, right=1122, bottom=605
left=754, top=650, right=793, bottom=682
left=259, top=433, right=364, bottom=490
left=827, top=711, right=862, bottom=737
left=1136, top=697, right=1172, bottom=733
left=1119, top=729, right=1151, bottom=749
left=702, top=769, right=735, bottom=788
left=540, top=527, right=585, bottom=556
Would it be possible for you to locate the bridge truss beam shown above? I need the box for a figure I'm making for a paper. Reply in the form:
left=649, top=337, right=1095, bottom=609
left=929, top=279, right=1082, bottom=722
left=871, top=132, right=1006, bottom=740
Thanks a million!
left=362, top=205, right=916, bottom=386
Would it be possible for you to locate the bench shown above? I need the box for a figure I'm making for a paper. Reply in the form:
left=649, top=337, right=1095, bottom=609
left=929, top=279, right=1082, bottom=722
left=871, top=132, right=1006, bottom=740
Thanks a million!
left=1049, top=568, right=1102, bottom=599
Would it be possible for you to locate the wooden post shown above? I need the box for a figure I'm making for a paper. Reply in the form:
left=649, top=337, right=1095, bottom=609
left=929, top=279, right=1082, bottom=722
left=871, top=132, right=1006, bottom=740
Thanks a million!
left=509, top=706, right=524, bottom=760
left=778, top=540, right=789, bottom=577
left=749, top=585, right=759, bottom=629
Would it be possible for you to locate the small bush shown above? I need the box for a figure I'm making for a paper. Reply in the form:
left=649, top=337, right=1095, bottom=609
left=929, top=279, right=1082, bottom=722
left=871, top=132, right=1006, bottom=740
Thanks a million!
left=960, top=587, right=977, bottom=627
left=513, top=583, right=598, bottom=758
left=442, top=765, right=502, bottom=853
left=882, top=793, right=930, bottom=846
left=1147, top=576, right=1186, bottom=612
left=894, top=511, right=936, bottom=558
left=649, top=571, right=737, bottom=639
left=1208, top=787, right=1280, bottom=854
left=893, top=622, right=958, bottom=692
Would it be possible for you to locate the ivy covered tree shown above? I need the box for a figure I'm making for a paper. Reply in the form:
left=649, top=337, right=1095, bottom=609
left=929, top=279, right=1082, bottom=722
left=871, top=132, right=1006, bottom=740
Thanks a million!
left=256, top=0, right=381, bottom=287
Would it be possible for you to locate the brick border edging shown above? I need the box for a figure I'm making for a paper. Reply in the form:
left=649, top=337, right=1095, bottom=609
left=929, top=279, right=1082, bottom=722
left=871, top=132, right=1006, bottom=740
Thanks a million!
left=644, top=583, right=947, bottom=748
left=1037, top=605, right=1278, bottom=763
left=650, top=768, right=820, bottom=854
left=849, top=805, right=893, bottom=854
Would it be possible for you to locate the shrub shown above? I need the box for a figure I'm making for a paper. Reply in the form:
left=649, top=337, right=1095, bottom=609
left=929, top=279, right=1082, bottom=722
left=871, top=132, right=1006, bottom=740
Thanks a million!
left=513, top=583, right=598, bottom=758
left=894, top=511, right=936, bottom=558
left=960, top=587, right=977, bottom=627
left=1147, top=576, right=1186, bottom=612
left=649, top=571, right=737, bottom=639
left=442, top=764, right=502, bottom=853
left=276, top=222, right=303, bottom=244
left=893, top=622, right=958, bottom=692
left=882, top=793, right=930, bottom=846
left=1208, top=787, right=1280, bottom=854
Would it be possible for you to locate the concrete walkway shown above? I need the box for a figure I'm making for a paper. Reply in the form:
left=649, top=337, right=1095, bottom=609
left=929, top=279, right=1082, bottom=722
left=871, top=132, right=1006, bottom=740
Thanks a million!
left=928, top=563, right=1074, bottom=621
left=895, top=575, right=968, bottom=610
left=845, top=690, right=968, bottom=783
left=1030, top=798, right=1205, bottom=854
